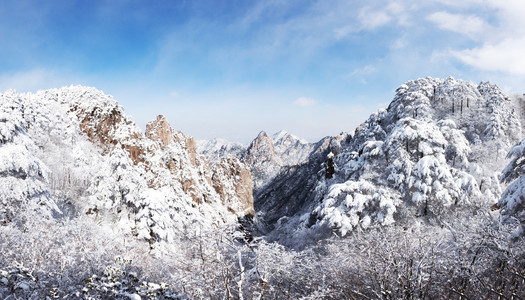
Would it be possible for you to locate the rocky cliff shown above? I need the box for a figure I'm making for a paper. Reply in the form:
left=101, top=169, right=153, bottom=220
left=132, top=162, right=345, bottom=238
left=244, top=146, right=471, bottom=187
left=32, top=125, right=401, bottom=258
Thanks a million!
left=0, top=86, right=254, bottom=249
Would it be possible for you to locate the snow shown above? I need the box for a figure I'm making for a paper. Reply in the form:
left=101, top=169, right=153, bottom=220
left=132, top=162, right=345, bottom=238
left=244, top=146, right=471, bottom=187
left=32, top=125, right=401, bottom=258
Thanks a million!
left=0, top=86, right=254, bottom=251
left=302, top=77, right=524, bottom=235
left=499, top=135, right=525, bottom=237
left=0, top=76, right=523, bottom=252
left=196, top=138, right=245, bottom=164
left=272, top=130, right=308, bottom=145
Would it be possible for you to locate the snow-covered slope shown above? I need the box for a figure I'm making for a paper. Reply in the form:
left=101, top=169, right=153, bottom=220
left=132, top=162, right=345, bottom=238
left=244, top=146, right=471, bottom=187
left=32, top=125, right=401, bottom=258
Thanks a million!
left=0, top=86, right=254, bottom=249
left=196, top=138, right=245, bottom=165
left=3, top=77, right=522, bottom=249
left=271, top=130, right=313, bottom=166
left=258, top=77, right=524, bottom=240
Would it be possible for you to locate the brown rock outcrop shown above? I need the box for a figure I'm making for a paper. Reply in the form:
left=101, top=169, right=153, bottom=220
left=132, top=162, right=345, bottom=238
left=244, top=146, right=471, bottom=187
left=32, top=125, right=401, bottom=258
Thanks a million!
left=68, top=103, right=145, bottom=165
left=212, top=157, right=254, bottom=216
left=145, top=115, right=254, bottom=215
left=145, top=115, right=173, bottom=148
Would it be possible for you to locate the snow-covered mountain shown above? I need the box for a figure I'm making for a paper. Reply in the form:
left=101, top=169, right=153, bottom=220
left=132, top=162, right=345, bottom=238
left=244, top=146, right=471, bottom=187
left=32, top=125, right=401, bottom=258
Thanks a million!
left=196, top=138, right=245, bottom=165
left=0, top=86, right=253, bottom=249
left=256, top=77, right=525, bottom=242
left=271, top=130, right=313, bottom=166
left=198, top=130, right=320, bottom=191
left=6, top=78, right=521, bottom=247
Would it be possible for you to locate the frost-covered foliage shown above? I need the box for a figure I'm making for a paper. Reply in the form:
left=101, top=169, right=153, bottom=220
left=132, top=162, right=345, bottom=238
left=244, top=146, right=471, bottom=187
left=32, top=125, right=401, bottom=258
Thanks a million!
left=312, top=180, right=399, bottom=235
left=2, top=207, right=524, bottom=299
left=3, top=79, right=525, bottom=299
left=0, top=86, right=253, bottom=250
left=0, top=90, right=59, bottom=224
left=499, top=138, right=525, bottom=238
left=0, top=215, right=188, bottom=299
left=299, top=77, right=524, bottom=236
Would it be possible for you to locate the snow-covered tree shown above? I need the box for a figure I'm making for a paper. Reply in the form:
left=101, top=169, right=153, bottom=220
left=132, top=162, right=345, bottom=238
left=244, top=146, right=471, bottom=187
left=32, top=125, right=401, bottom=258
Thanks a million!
left=0, top=91, right=59, bottom=225
left=301, top=77, right=521, bottom=236
left=312, top=180, right=399, bottom=235
left=499, top=138, right=525, bottom=237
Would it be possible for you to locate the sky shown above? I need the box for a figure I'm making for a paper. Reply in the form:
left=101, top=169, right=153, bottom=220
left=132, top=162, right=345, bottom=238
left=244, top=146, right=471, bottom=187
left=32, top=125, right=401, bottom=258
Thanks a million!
left=1, top=0, right=525, bottom=143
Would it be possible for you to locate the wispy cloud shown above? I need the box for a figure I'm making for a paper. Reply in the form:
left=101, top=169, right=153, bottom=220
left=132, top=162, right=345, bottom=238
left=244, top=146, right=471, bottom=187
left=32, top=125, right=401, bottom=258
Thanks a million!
left=349, top=65, right=376, bottom=77
left=347, top=65, right=377, bottom=84
left=358, top=1, right=412, bottom=29
left=358, top=7, right=392, bottom=30
left=3, top=0, right=525, bottom=142
left=429, top=1, right=525, bottom=77
left=453, top=38, right=525, bottom=75
left=427, top=11, right=485, bottom=38
left=293, top=97, right=316, bottom=107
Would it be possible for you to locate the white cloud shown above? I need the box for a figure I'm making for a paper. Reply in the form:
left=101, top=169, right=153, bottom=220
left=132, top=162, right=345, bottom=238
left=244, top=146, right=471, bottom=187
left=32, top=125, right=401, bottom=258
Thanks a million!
left=453, top=38, right=525, bottom=75
left=432, top=0, right=484, bottom=7
left=347, top=64, right=377, bottom=84
left=391, top=36, right=407, bottom=49
left=293, top=97, right=315, bottom=107
left=385, top=2, right=410, bottom=26
left=334, top=25, right=354, bottom=40
left=358, top=8, right=391, bottom=30
left=354, top=1, right=414, bottom=33
left=427, top=11, right=485, bottom=38
left=432, top=1, right=525, bottom=76
left=350, top=65, right=376, bottom=77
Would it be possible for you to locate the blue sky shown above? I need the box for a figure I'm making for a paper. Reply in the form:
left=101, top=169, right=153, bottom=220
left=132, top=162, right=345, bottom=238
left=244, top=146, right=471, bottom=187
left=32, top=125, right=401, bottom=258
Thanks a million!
left=1, top=0, right=525, bottom=143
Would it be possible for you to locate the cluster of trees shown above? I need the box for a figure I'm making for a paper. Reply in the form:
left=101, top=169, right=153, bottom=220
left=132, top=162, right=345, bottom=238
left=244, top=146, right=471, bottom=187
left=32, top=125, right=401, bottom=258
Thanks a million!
left=304, top=78, right=523, bottom=239
left=1, top=206, right=524, bottom=299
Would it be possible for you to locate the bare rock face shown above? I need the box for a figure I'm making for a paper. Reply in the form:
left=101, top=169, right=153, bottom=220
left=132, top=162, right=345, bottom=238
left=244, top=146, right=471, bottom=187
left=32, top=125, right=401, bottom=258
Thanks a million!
left=185, top=136, right=198, bottom=166
left=145, top=115, right=212, bottom=204
left=145, top=115, right=173, bottom=148
left=243, top=131, right=279, bottom=165
left=242, top=131, right=282, bottom=189
left=62, top=88, right=146, bottom=165
left=144, top=115, right=254, bottom=214
left=49, top=88, right=255, bottom=246
left=212, top=157, right=254, bottom=216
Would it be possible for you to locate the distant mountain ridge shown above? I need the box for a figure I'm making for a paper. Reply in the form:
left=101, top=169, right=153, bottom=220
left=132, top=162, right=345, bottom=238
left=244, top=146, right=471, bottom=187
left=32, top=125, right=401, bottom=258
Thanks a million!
left=197, top=129, right=321, bottom=191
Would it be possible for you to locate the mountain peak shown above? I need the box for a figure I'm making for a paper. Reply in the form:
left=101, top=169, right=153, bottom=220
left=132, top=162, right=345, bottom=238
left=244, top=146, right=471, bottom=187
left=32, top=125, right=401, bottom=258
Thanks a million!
left=145, top=115, right=174, bottom=148
left=256, top=130, right=269, bottom=139
left=272, top=130, right=308, bottom=144
left=272, top=130, right=289, bottom=141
